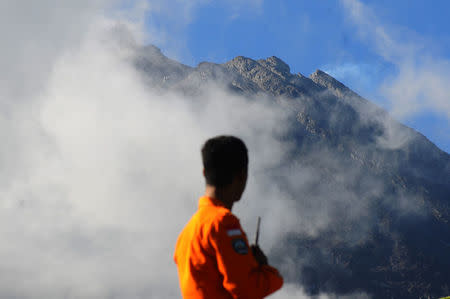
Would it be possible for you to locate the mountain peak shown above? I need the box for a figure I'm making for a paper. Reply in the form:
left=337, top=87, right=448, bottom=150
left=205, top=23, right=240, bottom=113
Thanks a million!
left=262, top=56, right=290, bottom=73
left=226, top=56, right=259, bottom=71
left=310, top=69, right=352, bottom=97
left=257, top=56, right=291, bottom=78
left=142, top=44, right=162, bottom=53
left=310, top=69, right=336, bottom=82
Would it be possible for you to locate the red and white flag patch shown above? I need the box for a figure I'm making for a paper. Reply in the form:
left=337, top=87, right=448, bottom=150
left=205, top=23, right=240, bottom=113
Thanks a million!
left=226, top=229, right=242, bottom=237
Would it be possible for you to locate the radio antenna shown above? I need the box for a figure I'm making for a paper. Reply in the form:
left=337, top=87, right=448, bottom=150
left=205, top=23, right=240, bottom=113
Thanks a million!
left=255, top=216, right=261, bottom=245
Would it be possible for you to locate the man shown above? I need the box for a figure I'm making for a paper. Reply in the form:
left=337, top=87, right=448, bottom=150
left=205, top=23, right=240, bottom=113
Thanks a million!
left=174, top=135, right=283, bottom=299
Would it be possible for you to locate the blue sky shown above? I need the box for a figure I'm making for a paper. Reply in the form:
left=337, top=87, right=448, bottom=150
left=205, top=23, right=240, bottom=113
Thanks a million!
left=146, top=0, right=450, bottom=153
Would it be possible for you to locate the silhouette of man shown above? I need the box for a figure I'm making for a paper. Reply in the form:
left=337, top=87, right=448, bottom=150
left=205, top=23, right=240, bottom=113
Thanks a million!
left=174, top=135, right=283, bottom=298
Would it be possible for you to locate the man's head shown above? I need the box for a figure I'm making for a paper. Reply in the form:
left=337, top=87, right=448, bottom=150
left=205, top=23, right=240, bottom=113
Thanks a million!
left=201, top=136, right=248, bottom=201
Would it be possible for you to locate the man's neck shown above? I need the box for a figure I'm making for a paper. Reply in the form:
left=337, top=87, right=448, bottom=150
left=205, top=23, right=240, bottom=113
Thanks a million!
left=204, top=185, right=234, bottom=210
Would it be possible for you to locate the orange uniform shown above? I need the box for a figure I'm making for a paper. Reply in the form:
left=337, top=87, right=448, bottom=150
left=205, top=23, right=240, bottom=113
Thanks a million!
left=174, top=196, right=283, bottom=299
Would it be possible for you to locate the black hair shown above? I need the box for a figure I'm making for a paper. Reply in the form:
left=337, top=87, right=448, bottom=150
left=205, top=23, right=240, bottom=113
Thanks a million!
left=201, top=135, right=248, bottom=188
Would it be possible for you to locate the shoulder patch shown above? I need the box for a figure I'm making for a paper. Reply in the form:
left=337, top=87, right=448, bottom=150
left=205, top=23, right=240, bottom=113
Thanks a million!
left=227, top=229, right=242, bottom=237
left=232, top=238, right=248, bottom=255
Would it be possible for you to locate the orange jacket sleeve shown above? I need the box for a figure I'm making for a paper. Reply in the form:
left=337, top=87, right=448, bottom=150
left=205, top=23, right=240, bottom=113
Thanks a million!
left=209, top=213, right=283, bottom=299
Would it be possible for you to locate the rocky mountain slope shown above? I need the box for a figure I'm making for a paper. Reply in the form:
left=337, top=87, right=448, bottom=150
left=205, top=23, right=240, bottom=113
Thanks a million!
left=135, top=46, right=450, bottom=298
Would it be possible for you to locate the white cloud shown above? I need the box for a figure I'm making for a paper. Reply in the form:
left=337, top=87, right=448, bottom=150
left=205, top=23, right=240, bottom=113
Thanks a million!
left=0, top=0, right=109, bottom=100
left=341, top=0, right=450, bottom=124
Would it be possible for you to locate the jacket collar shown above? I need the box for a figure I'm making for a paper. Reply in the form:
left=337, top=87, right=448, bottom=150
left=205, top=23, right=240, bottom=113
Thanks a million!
left=198, top=196, right=227, bottom=209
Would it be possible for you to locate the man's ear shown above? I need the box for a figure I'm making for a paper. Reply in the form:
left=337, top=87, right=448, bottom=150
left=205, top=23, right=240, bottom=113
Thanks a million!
left=240, top=168, right=248, bottom=179
left=236, top=169, right=247, bottom=183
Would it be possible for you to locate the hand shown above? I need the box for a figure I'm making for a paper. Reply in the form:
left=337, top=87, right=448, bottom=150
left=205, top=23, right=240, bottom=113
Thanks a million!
left=251, top=244, right=268, bottom=266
